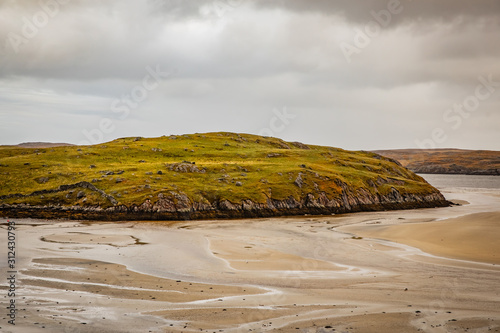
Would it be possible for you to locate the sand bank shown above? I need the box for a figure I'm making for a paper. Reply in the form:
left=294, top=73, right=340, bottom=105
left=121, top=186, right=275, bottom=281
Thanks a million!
left=342, top=212, right=500, bottom=264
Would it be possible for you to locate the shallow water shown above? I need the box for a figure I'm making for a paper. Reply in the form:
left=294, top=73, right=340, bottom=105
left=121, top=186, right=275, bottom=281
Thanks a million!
left=419, top=173, right=500, bottom=189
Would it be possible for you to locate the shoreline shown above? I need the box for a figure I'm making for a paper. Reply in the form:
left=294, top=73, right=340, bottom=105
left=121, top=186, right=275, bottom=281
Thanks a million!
left=0, top=198, right=450, bottom=221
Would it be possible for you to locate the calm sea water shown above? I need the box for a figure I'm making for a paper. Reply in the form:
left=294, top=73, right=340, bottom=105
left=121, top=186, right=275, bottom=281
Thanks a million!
left=419, top=174, right=500, bottom=189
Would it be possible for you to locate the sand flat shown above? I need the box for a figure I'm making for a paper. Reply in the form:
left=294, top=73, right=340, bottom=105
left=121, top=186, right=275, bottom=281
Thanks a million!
left=2, top=188, right=500, bottom=332
left=20, top=258, right=264, bottom=303
left=209, top=239, right=343, bottom=271
left=344, top=212, right=500, bottom=264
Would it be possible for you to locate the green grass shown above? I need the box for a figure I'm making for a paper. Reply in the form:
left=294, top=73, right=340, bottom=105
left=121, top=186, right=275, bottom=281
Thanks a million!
left=0, top=132, right=437, bottom=208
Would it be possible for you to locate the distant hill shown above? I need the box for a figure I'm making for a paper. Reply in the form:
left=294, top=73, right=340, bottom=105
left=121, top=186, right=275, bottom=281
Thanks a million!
left=0, top=133, right=448, bottom=220
left=13, top=142, right=74, bottom=148
left=374, top=149, right=500, bottom=176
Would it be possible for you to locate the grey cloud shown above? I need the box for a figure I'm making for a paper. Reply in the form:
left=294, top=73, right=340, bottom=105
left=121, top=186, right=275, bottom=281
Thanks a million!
left=419, top=19, right=500, bottom=61
left=2, top=0, right=498, bottom=85
left=147, top=0, right=204, bottom=19
left=252, top=0, right=500, bottom=25
left=130, top=0, right=500, bottom=24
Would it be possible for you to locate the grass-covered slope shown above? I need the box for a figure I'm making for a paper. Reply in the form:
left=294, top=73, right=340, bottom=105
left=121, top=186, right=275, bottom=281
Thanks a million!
left=0, top=133, right=448, bottom=220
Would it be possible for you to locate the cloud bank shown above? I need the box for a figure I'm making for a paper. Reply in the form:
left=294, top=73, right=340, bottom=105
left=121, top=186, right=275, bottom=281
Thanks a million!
left=0, top=0, right=499, bottom=150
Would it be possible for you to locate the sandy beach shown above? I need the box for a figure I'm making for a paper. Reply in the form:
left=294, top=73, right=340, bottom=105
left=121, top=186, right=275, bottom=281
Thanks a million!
left=1, top=186, right=500, bottom=332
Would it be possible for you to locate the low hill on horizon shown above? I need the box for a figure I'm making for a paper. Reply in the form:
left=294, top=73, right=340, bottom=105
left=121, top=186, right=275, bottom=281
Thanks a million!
left=6, top=142, right=75, bottom=148
left=0, top=132, right=447, bottom=220
left=374, top=149, right=500, bottom=176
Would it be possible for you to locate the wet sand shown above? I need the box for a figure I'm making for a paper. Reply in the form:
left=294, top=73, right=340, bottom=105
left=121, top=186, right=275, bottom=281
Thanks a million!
left=342, top=212, right=500, bottom=264
left=1, top=187, right=500, bottom=332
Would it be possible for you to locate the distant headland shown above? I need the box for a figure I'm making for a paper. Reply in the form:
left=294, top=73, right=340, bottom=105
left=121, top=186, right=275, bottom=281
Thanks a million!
left=374, top=149, right=500, bottom=176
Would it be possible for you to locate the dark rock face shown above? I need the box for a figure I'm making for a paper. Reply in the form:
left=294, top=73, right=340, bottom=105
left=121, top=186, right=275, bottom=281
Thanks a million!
left=0, top=180, right=449, bottom=221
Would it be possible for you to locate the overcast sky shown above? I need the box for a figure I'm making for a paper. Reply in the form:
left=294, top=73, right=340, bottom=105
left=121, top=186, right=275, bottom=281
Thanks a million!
left=1, top=0, right=499, bottom=150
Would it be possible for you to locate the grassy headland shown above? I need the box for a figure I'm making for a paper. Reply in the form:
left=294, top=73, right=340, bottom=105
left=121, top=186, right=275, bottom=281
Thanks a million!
left=0, top=133, right=448, bottom=220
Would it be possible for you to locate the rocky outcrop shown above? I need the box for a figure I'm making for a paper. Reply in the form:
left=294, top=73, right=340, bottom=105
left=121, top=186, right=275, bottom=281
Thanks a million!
left=165, top=162, right=206, bottom=173
left=291, top=141, right=311, bottom=150
left=0, top=181, right=449, bottom=221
